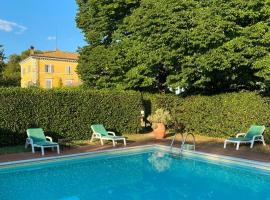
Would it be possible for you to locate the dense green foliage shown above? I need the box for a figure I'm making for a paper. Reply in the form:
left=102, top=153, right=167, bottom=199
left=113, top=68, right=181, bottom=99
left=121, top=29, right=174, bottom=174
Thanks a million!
left=147, top=108, right=172, bottom=125
left=148, top=92, right=270, bottom=141
left=1, top=49, right=42, bottom=87
left=2, top=54, right=21, bottom=86
left=0, top=45, right=5, bottom=74
left=1, top=88, right=270, bottom=146
left=76, top=0, right=270, bottom=94
left=0, top=88, right=142, bottom=146
left=0, top=45, right=16, bottom=87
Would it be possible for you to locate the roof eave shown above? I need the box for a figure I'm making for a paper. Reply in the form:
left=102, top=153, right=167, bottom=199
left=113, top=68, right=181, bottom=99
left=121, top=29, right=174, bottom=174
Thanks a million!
left=19, top=56, right=33, bottom=65
left=19, top=56, right=78, bottom=64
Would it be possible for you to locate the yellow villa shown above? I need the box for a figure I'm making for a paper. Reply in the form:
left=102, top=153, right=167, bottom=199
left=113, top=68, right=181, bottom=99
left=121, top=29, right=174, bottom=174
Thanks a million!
left=20, top=48, right=81, bottom=88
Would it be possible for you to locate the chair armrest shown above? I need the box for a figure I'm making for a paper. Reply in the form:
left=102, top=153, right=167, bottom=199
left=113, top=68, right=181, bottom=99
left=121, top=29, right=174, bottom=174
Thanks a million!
left=108, top=131, right=116, bottom=136
left=26, top=137, right=34, bottom=145
left=46, top=136, right=53, bottom=142
left=92, top=132, right=102, bottom=138
left=252, top=135, right=262, bottom=140
left=236, top=133, right=246, bottom=138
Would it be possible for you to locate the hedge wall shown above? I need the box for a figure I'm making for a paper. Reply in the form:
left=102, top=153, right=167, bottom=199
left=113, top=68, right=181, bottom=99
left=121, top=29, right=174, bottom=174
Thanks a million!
left=1, top=88, right=270, bottom=146
left=147, top=92, right=270, bottom=142
left=0, top=88, right=142, bottom=146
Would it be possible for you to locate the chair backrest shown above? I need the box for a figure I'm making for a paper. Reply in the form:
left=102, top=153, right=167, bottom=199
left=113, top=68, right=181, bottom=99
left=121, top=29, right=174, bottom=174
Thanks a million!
left=91, top=124, right=109, bottom=136
left=27, top=128, right=46, bottom=143
left=245, top=125, right=265, bottom=139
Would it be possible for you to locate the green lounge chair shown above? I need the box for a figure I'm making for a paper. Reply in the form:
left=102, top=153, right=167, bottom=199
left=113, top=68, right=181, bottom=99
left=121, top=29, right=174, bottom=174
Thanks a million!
left=25, top=128, right=60, bottom=156
left=224, top=125, right=266, bottom=150
left=90, top=124, right=126, bottom=147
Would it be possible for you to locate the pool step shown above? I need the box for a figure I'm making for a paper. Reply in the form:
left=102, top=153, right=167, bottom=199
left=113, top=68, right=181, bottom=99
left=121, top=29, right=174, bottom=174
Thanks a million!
left=170, top=132, right=196, bottom=154
left=169, top=153, right=183, bottom=159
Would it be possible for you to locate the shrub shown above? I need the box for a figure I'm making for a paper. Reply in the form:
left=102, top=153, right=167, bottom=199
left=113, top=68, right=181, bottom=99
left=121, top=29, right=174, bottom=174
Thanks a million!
left=141, top=93, right=181, bottom=119
left=0, top=88, right=142, bottom=146
left=1, top=88, right=270, bottom=146
left=147, top=92, right=270, bottom=142
left=147, top=109, right=172, bottom=124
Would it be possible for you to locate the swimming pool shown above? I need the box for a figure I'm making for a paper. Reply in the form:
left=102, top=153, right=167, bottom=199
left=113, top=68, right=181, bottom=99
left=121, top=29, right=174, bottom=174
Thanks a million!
left=1, top=145, right=270, bottom=200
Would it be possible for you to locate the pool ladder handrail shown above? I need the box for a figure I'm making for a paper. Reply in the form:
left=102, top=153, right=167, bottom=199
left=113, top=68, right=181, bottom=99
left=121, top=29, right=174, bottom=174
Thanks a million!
left=170, top=132, right=183, bottom=150
left=170, top=132, right=196, bottom=154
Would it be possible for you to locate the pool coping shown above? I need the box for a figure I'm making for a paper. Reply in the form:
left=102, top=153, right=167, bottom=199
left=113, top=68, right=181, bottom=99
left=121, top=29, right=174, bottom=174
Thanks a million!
left=0, top=145, right=155, bottom=166
left=168, top=145, right=270, bottom=171
left=0, top=144, right=270, bottom=171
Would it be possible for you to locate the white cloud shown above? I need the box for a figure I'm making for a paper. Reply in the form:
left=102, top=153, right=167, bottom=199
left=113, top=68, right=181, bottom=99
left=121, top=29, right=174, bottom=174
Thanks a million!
left=0, top=19, right=27, bottom=34
left=47, top=36, right=56, bottom=41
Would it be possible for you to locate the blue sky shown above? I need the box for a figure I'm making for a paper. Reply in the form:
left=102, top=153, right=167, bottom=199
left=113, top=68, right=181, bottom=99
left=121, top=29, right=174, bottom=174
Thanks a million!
left=0, top=0, right=86, bottom=58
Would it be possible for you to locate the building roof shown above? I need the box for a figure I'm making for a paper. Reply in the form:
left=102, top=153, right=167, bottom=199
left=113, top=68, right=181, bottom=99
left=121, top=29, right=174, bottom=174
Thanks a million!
left=32, top=49, right=78, bottom=60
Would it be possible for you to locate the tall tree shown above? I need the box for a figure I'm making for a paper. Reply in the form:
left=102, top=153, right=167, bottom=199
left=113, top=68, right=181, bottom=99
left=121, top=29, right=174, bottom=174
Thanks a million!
left=0, top=45, right=5, bottom=73
left=1, top=49, right=42, bottom=87
left=2, top=54, right=21, bottom=86
left=76, top=0, right=270, bottom=94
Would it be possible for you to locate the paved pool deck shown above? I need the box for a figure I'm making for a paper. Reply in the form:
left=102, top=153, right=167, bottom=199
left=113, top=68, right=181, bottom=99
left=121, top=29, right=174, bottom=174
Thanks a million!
left=0, top=138, right=269, bottom=163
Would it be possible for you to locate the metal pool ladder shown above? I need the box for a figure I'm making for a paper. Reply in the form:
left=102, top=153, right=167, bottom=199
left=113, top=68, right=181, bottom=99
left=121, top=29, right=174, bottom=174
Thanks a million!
left=170, top=132, right=196, bottom=155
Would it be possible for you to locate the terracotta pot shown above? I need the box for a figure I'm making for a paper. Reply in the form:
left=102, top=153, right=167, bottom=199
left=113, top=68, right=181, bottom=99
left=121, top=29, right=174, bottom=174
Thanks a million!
left=153, top=123, right=166, bottom=139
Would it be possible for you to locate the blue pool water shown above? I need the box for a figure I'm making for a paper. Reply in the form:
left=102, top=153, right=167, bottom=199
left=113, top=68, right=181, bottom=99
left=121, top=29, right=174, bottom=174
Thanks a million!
left=1, top=148, right=270, bottom=200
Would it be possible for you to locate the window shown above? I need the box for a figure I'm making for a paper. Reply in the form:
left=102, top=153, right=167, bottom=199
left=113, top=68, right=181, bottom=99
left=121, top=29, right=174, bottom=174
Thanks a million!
left=66, top=66, right=72, bottom=74
left=27, top=66, right=31, bottom=73
left=45, top=64, right=53, bottom=73
left=45, top=79, right=53, bottom=88
left=65, top=80, right=73, bottom=86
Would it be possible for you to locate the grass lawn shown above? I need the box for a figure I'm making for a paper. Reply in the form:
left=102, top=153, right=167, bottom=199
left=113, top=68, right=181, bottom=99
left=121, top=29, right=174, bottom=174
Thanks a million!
left=0, top=145, right=31, bottom=155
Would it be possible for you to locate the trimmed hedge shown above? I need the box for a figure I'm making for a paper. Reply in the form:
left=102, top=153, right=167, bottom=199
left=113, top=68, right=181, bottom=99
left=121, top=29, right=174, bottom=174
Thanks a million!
left=147, top=92, right=270, bottom=142
left=142, top=93, right=181, bottom=117
left=0, top=88, right=142, bottom=146
left=1, top=88, right=270, bottom=146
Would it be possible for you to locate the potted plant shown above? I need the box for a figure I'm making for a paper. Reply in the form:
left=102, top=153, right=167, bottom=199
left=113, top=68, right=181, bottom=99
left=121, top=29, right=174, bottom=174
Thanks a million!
left=147, top=108, right=172, bottom=139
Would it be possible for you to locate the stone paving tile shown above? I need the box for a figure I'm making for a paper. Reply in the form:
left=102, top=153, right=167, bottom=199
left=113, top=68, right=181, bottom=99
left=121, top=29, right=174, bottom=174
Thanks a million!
left=0, top=139, right=269, bottom=163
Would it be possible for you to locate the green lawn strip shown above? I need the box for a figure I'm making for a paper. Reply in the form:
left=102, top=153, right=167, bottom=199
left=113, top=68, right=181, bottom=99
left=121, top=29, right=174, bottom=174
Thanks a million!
left=0, top=145, right=30, bottom=155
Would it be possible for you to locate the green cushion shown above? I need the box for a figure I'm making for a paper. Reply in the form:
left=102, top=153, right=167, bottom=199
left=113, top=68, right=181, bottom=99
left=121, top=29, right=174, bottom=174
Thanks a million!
left=227, top=137, right=251, bottom=142
left=27, top=128, right=46, bottom=143
left=227, top=125, right=265, bottom=142
left=245, top=125, right=265, bottom=139
left=91, top=124, right=109, bottom=136
left=35, top=141, right=58, bottom=146
left=102, top=135, right=124, bottom=139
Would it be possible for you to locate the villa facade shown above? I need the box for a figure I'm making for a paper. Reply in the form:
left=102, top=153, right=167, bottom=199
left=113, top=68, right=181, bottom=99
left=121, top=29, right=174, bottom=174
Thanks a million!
left=19, top=49, right=81, bottom=88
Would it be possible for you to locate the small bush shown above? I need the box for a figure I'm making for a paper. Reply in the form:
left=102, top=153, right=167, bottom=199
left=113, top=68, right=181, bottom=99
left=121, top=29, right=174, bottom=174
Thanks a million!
left=147, top=108, right=172, bottom=124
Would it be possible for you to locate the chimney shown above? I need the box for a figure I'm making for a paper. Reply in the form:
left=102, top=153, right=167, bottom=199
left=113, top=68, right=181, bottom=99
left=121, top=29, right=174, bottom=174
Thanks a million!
left=30, top=46, right=35, bottom=55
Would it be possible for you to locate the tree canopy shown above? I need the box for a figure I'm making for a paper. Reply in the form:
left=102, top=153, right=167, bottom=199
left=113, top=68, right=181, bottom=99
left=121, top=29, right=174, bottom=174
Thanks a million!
left=76, top=0, right=270, bottom=94
left=0, top=45, right=5, bottom=73
left=0, top=49, right=42, bottom=87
